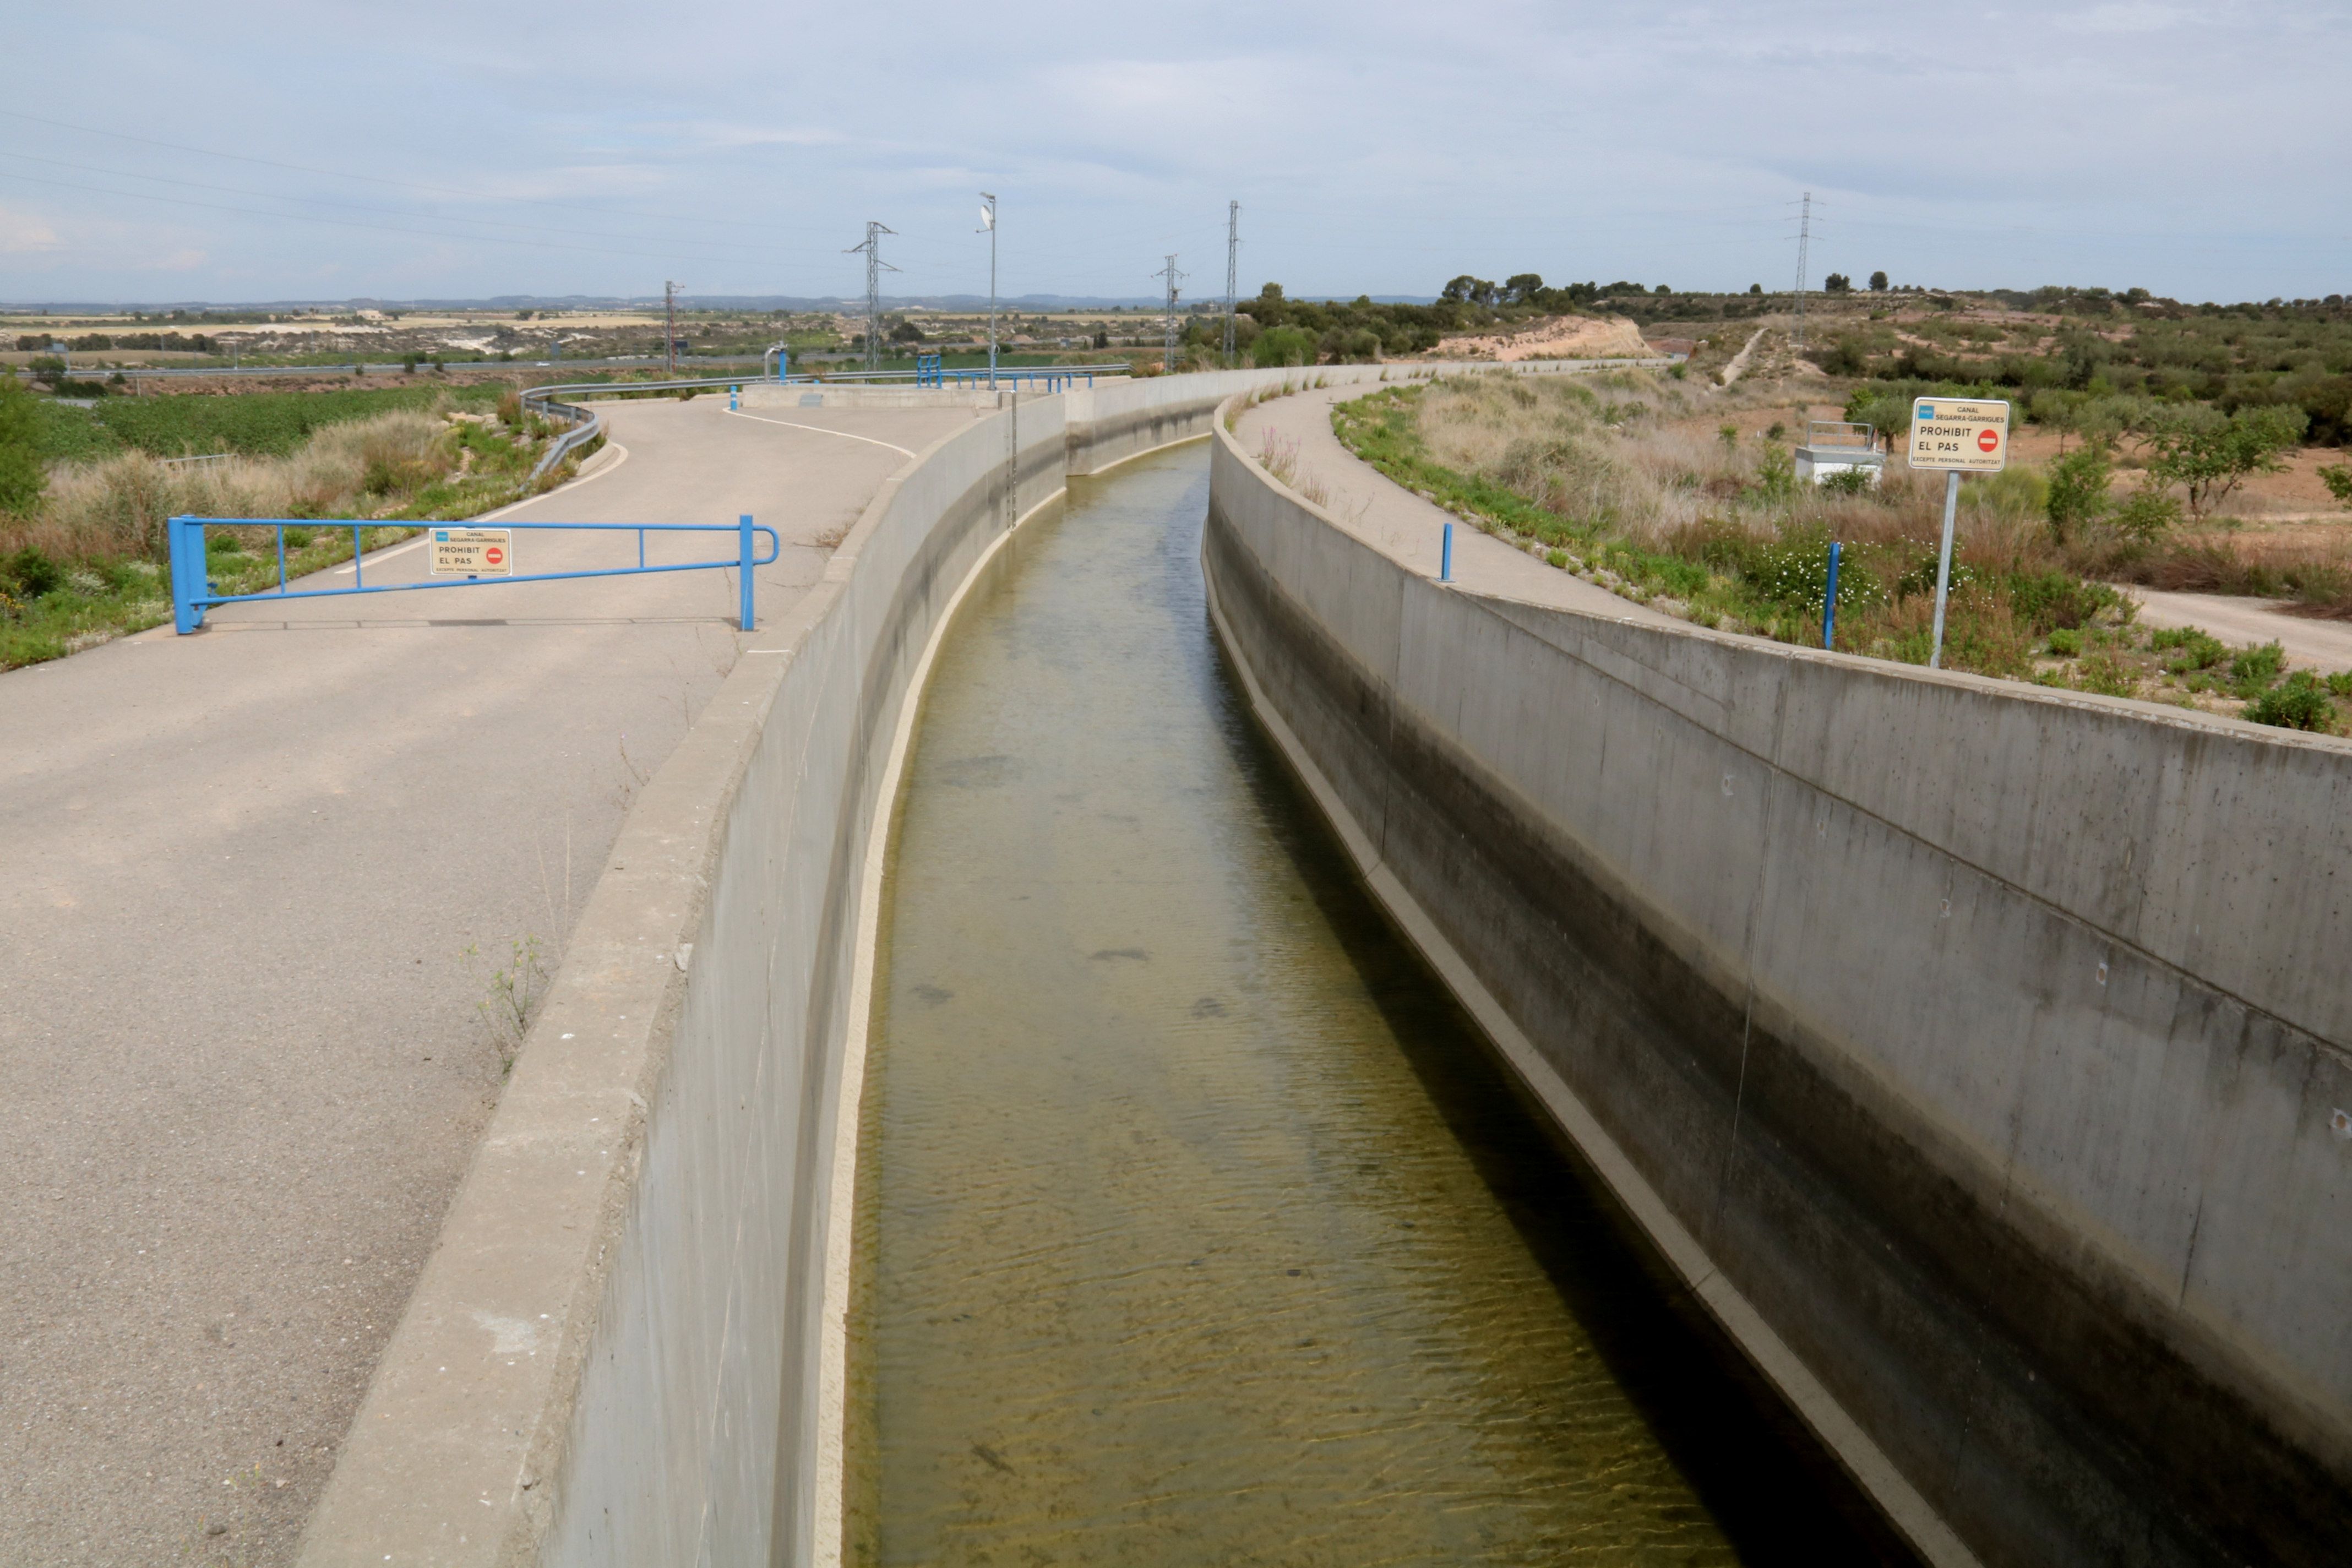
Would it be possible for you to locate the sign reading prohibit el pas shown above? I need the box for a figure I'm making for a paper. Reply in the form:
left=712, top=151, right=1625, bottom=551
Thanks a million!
left=1908, top=398, right=2010, bottom=472
left=429, top=527, right=513, bottom=576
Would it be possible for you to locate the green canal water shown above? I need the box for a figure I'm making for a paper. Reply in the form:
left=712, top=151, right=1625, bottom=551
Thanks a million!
left=846, top=445, right=1908, bottom=1565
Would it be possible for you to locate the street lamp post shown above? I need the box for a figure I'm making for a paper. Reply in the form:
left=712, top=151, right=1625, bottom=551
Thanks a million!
left=978, top=193, right=998, bottom=391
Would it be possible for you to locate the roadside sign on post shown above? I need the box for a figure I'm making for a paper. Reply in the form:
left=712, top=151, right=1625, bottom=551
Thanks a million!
left=1908, top=398, right=2010, bottom=670
left=1908, top=398, right=2010, bottom=472
left=430, top=527, right=513, bottom=578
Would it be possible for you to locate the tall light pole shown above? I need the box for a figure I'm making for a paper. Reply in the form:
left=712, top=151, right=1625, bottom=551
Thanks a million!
left=664, top=279, right=679, bottom=376
left=978, top=193, right=998, bottom=391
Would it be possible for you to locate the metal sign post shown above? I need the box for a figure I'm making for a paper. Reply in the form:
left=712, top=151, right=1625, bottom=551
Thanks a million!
left=1906, top=396, right=2010, bottom=669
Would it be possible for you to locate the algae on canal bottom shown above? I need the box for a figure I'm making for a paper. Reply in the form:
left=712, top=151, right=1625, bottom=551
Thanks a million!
left=846, top=444, right=1907, bottom=1565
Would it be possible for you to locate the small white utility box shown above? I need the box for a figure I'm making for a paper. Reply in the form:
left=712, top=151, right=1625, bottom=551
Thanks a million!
left=1794, top=421, right=1885, bottom=487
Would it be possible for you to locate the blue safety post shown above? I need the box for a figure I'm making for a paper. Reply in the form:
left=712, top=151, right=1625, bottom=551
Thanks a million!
left=729, top=384, right=740, bottom=411
left=1441, top=521, right=1454, bottom=583
left=1822, top=540, right=1842, bottom=649
left=167, top=514, right=206, bottom=632
left=739, top=513, right=755, bottom=631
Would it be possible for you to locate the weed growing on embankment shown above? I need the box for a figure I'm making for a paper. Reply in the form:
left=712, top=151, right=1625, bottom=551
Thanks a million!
left=0, top=388, right=584, bottom=669
left=1330, top=372, right=2351, bottom=730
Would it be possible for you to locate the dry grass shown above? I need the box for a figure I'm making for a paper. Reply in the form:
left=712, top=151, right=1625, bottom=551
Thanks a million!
left=7, top=408, right=454, bottom=562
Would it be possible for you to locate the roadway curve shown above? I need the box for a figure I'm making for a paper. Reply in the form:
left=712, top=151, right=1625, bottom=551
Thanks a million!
left=0, top=396, right=978, bottom=1566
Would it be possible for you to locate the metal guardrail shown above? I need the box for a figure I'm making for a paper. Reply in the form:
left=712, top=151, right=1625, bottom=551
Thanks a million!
left=166, top=515, right=781, bottom=633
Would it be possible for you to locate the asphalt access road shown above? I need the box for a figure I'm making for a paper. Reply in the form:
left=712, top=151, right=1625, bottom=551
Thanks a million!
left=0, top=396, right=977, bottom=1567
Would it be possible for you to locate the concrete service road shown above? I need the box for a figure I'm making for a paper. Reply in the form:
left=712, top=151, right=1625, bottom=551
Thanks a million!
left=0, top=396, right=976, bottom=1566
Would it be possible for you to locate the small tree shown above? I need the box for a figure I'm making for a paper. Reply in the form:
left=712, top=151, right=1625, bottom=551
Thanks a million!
left=2143, top=405, right=2307, bottom=519
left=2044, top=444, right=2112, bottom=543
left=2320, top=461, right=2352, bottom=509
left=1823, top=273, right=1852, bottom=293
left=1503, top=273, right=1545, bottom=306
left=1869, top=271, right=1889, bottom=291
left=0, top=374, right=45, bottom=517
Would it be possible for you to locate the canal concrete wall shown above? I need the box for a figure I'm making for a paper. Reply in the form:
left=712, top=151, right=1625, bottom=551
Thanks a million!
left=1201, top=405, right=2352, bottom=1568
left=292, top=359, right=1685, bottom=1568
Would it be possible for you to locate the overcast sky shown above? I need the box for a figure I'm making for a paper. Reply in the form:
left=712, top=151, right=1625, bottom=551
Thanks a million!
left=2, top=1, right=2343, bottom=306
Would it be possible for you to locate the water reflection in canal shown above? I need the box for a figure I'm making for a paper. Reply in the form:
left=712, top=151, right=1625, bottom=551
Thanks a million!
left=847, top=445, right=1908, bottom=1565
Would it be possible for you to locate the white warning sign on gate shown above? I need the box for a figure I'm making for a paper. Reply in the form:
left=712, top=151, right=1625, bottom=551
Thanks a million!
left=429, top=527, right=513, bottom=576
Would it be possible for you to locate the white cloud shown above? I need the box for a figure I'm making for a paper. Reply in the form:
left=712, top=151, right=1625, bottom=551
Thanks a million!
left=0, top=204, right=62, bottom=254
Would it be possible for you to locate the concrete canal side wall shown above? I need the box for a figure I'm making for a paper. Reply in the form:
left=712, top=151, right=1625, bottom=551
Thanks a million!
left=287, top=359, right=1695, bottom=1568
left=295, top=396, right=1074, bottom=1567
left=1201, top=408, right=2352, bottom=1568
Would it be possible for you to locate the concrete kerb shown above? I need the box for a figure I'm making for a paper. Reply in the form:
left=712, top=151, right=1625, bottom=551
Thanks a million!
left=1199, top=389, right=2352, bottom=1567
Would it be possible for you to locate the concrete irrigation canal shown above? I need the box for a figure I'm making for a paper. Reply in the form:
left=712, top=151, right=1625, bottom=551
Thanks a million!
left=846, top=447, right=1902, bottom=1562
left=269, top=368, right=2343, bottom=1568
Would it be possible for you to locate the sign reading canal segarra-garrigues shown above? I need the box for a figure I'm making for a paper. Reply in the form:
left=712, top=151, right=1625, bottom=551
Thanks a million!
left=1908, top=398, right=2010, bottom=472
left=429, top=527, right=513, bottom=577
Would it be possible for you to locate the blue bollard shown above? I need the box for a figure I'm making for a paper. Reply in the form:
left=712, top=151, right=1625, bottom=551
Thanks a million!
left=1822, top=540, right=1842, bottom=649
left=1441, top=521, right=1454, bottom=583
left=729, top=385, right=740, bottom=411
left=739, top=514, right=756, bottom=631
left=168, top=514, right=206, bottom=633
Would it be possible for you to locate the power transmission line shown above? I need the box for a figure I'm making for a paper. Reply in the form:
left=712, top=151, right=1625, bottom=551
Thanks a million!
left=1223, top=202, right=1240, bottom=366
left=846, top=221, right=898, bottom=372
left=1155, top=254, right=1186, bottom=375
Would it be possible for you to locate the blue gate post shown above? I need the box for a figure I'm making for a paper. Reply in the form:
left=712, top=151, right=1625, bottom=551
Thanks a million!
left=167, top=514, right=206, bottom=633
left=738, top=514, right=755, bottom=631
left=1822, top=540, right=1842, bottom=649
left=1441, top=521, right=1454, bottom=583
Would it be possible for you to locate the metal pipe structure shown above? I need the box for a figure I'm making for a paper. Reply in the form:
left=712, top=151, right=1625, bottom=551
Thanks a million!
left=979, top=193, right=999, bottom=391
left=1929, top=471, right=1961, bottom=668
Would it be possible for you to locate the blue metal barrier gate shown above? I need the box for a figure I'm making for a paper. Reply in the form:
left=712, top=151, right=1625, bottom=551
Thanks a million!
left=167, top=515, right=781, bottom=634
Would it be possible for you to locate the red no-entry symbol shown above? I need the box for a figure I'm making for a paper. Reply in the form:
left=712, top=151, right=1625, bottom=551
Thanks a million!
left=486, top=547, right=505, bottom=565
left=1978, top=428, right=2000, bottom=453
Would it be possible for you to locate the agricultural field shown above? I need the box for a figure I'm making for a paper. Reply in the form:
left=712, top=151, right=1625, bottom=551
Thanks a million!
left=0, top=377, right=592, bottom=669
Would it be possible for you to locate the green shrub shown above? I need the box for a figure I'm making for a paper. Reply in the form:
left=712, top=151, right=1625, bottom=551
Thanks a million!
left=1752, top=444, right=1796, bottom=504
left=2044, top=444, right=2112, bottom=542
left=2047, top=628, right=2083, bottom=656
left=3, top=545, right=62, bottom=597
left=2246, top=671, right=2333, bottom=731
left=2325, top=672, right=2352, bottom=698
left=2075, top=652, right=2136, bottom=696
left=2229, top=641, right=2285, bottom=693
left=1253, top=326, right=1317, bottom=368
left=2008, top=570, right=2115, bottom=632
left=0, top=375, right=45, bottom=515
left=2112, top=488, right=2182, bottom=541
left=1819, top=467, right=1874, bottom=497
left=2152, top=625, right=2227, bottom=672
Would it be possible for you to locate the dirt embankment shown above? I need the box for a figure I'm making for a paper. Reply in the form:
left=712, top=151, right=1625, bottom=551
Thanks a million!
left=1433, top=314, right=1650, bottom=361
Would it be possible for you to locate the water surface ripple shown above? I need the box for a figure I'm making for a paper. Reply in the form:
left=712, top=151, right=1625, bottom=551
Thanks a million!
left=848, top=446, right=1906, bottom=1566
